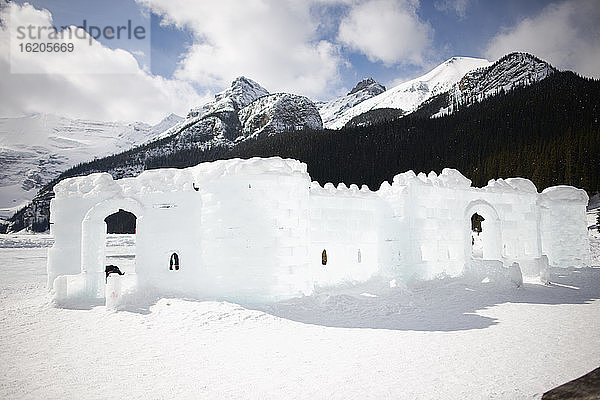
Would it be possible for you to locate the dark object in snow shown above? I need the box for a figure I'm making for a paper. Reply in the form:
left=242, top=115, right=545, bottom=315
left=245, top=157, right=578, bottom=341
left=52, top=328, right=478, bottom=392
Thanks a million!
left=105, top=265, right=124, bottom=283
left=542, top=367, right=600, bottom=400
left=322, top=249, right=327, bottom=266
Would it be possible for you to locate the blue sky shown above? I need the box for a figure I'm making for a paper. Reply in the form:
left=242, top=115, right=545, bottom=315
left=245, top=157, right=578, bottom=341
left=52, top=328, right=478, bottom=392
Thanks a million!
left=14, top=0, right=557, bottom=88
left=2, top=0, right=599, bottom=123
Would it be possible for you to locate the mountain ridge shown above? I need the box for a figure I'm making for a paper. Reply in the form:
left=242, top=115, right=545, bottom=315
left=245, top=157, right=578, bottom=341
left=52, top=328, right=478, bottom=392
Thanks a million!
left=317, top=77, right=386, bottom=129
left=4, top=52, right=585, bottom=232
left=320, top=56, right=491, bottom=129
left=433, top=52, right=557, bottom=117
left=344, top=52, right=557, bottom=126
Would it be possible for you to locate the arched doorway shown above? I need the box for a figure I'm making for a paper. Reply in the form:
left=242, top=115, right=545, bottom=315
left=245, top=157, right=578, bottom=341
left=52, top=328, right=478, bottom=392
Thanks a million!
left=104, top=209, right=137, bottom=277
left=80, top=198, right=144, bottom=296
left=471, top=213, right=485, bottom=258
left=464, top=200, right=502, bottom=261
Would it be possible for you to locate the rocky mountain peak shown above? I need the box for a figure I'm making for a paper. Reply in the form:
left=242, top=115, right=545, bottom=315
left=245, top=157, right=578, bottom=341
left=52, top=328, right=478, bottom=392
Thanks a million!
left=187, top=76, right=269, bottom=119
left=454, top=52, right=556, bottom=100
left=215, top=76, right=270, bottom=110
left=348, top=78, right=386, bottom=96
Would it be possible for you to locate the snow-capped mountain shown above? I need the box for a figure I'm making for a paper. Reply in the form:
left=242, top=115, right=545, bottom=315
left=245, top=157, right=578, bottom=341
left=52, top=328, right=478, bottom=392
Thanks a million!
left=4, top=52, right=570, bottom=232
left=318, top=78, right=386, bottom=129
left=152, top=77, right=270, bottom=145
left=0, top=113, right=182, bottom=216
left=435, top=52, right=557, bottom=116
left=151, top=77, right=272, bottom=144
left=322, top=57, right=491, bottom=129
left=160, top=76, right=322, bottom=147
left=189, top=76, right=270, bottom=118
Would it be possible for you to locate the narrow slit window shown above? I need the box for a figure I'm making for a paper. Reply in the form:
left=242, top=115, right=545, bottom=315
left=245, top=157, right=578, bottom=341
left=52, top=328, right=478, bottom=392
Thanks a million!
left=169, top=253, right=180, bottom=271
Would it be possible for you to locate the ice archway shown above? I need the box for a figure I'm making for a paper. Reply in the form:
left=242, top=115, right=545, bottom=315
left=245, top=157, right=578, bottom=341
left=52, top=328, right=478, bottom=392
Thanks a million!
left=80, top=197, right=144, bottom=296
left=464, top=200, right=502, bottom=261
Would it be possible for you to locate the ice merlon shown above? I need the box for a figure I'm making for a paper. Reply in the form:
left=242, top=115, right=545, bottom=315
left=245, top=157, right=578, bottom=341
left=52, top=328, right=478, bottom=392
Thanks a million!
left=47, top=157, right=590, bottom=306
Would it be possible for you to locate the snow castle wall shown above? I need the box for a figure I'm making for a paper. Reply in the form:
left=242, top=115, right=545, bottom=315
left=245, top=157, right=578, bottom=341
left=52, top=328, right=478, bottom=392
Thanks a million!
left=48, top=158, right=314, bottom=305
left=194, top=171, right=312, bottom=302
left=380, top=170, right=476, bottom=280
left=47, top=157, right=590, bottom=307
left=309, top=182, right=383, bottom=286
left=538, top=186, right=590, bottom=268
left=377, top=170, right=544, bottom=279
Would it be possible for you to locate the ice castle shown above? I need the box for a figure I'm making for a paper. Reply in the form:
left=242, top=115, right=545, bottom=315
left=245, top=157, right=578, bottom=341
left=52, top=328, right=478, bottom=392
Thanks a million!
left=47, top=157, right=590, bottom=305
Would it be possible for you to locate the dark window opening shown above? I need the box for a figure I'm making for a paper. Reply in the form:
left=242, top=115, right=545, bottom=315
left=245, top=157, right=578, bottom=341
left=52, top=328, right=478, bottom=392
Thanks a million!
left=170, top=253, right=180, bottom=271
left=104, top=209, right=136, bottom=234
left=471, top=213, right=485, bottom=233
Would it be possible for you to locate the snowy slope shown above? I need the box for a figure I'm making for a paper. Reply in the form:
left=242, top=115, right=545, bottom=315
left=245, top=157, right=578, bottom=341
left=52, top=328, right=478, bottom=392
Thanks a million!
left=0, top=113, right=182, bottom=217
left=454, top=52, right=556, bottom=102
left=318, top=78, right=386, bottom=129
left=0, top=233, right=599, bottom=399
left=433, top=52, right=557, bottom=117
left=324, top=57, right=491, bottom=129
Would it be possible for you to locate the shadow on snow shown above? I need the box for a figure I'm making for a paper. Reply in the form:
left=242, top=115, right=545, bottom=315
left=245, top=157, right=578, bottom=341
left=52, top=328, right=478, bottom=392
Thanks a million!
left=247, top=267, right=600, bottom=332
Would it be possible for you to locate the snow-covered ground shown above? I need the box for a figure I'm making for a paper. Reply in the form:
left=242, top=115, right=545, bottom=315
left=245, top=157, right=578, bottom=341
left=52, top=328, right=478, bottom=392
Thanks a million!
left=0, top=225, right=599, bottom=399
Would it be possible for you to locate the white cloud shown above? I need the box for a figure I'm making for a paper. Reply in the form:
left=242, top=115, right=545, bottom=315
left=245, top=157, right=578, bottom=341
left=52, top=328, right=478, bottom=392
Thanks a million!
left=136, top=0, right=346, bottom=99
left=434, top=0, right=472, bottom=19
left=337, top=0, right=433, bottom=66
left=485, top=0, right=600, bottom=78
left=0, top=2, right=208, bottom=124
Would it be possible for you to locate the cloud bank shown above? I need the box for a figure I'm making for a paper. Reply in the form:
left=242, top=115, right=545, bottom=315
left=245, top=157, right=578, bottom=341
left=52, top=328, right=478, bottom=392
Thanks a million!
left=4, top=0, right=597, bottom=124
left=1, top=2, right=208, bottom=124
left=337, top=0, right=433, bottom=66
left=485, top=0, right=600, bottom=78
left=137, top=0, right=436, bottom=99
